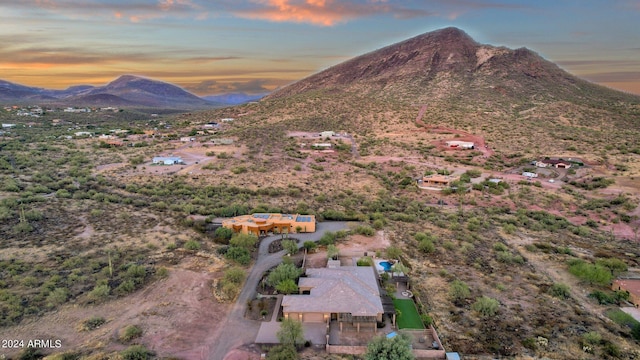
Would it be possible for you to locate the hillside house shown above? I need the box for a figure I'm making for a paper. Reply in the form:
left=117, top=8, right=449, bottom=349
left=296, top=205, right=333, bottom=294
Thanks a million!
left=445, top=140, right=475, bottom=149
left=612, top=279, right=640, bottom=307
left=152, top=156, right=183, bottom=165
left=180, top=137, right=196, bottom=142
left=312, top=143, right=332, bottom=149
left=321, top=131, right=336, bottom=138
left=539, top=159, right=572, bottom=169
left=522, top=171, right=538, bottom=178
left=282, top=266, right=384, bottom=332
left=2, top=123, right=16, bottom=128
left=222, top=213, right=315, bottom=236
left=420, top=174, right=459, bottom=187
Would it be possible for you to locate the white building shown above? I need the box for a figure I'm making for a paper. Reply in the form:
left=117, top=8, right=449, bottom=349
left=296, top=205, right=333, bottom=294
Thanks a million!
left=320, top=131, right=335, bottom=138
left=152, top=156, right=183, bottom=165
left=445, top=140, right=475, bottom=149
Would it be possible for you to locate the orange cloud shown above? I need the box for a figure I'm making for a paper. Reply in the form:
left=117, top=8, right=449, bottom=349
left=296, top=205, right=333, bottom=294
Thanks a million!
left=233, top=0, right=432, bottom=26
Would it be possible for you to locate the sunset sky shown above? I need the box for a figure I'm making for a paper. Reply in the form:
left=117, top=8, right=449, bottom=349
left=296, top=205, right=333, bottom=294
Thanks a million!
left=1, top=0, right=639, bottom=95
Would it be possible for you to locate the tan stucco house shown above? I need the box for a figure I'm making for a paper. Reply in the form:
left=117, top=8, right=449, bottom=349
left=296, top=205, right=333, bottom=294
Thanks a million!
left=282, top=266, right=384, bottom=332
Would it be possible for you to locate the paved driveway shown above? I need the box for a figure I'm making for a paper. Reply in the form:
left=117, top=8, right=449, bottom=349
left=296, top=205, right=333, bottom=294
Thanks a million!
left=208, top=221, right=349, bottom=360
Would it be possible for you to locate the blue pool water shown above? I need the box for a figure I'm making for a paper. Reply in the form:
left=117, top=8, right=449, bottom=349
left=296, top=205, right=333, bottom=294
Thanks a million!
left=379, top=261, right=393, bottom=271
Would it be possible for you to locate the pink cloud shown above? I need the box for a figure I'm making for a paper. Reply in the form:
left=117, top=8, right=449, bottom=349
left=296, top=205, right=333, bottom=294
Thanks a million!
left=234, top=0, right=433, bottom=26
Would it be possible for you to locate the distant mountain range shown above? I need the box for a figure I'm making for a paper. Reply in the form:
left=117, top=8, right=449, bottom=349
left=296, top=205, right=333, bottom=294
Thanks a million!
left=0, top=75, right=266, bottom=109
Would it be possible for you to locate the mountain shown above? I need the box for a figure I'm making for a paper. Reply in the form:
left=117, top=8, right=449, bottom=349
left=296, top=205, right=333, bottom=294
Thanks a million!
left=246, top=27, right=639, bottom=156
left=202, top=92, right=267, bottom=105
left=0, top=75, right=221, bottom=109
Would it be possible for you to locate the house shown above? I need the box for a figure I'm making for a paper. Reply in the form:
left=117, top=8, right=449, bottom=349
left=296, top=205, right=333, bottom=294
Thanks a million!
left=222, top=213, right=315, bottom=236
left=204, top=122, right=219, bottom=128
left=522, top=171, right=538, bottom=178
left=281, top=266, right=384, bottom=332
left=420, top=174, right=459, bottom=187
left=1, top=123, right=16, bottom=128
left=535, top=161, right=550, bottom=168
left=74, top=131, right=92, bottom=137
left=445, top=140, right=475, bottom=149
left=152, top=156, right=183, bottom=165
left=612, top=279, right=640, bottom=307
left=488, top=178, right=503, bottom=184
left=539, top=159, right=572, bottom=169
left=221, top=118, right=234, bottom=122
left=180, top=137, right=195, bottom=142
left=312, top=143, right=332, bottom=149
left=320, top=131, right=335, bottom=138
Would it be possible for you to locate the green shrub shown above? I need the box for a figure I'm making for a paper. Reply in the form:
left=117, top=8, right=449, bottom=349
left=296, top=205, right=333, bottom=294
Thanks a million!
left=357, top=257, right=373, bottom=266
left=582, top=331, right=601, bottom=345
left=224, top=267, right=246, bottom=284
left=120, top=325, right=143, bottom=342
left=354, top=225, right=375, bottom=236
left=449, top=280, right=470, bottom=306
left=120, top=345, right=154, bottom=360
left=184, top=240, right=201, bottom=251
left=302, top=241, right=317, bottom=252
left=82, top=316, right=106, bottom=331
left=549, top=283, right=571, bottom=299
left=418, top=239, right=435, bottom=253
left=568, top=259, right=612, bottom=286
left=229, top=233, right=258, bottom=249
left=88, top=284, right=110, bottom=302
left=225, top=246, right=251, bottom=265
left=472, top=296, right=500, bottom=317
left=493, top=242, right=508, bottom=252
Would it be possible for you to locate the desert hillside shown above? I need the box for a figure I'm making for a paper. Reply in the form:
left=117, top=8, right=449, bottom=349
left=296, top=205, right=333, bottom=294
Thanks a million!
left=1, top=27, right=640, bottom=359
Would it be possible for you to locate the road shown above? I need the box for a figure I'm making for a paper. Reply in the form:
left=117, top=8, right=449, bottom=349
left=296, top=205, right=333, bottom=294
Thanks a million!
left=207, top=221, right=349, bottom=360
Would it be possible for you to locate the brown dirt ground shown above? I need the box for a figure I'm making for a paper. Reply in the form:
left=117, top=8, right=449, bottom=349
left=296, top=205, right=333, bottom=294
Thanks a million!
left=0, top=257, right=228, bottom=359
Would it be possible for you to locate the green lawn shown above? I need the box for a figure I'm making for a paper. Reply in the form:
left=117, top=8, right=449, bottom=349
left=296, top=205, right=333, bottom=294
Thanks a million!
left=393, top=299, right=424, bottom=329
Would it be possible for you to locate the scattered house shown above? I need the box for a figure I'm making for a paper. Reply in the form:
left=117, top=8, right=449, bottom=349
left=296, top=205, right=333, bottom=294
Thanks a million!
left=98, top=134, right=116, bottom=140
left=221, top=213, right=316, bottom=236
left=152, top=156, right=183, bottom=165
left=143, top=130, right=156, bottom=137
left=538, top=159, right=572, bottom=169
left=64, top=107, right=90, bottom=113
left=74, top=131, right=92, bottom=137
left=419, top=174, right=459, bottom=187
left=204, top=122, right=219, bottom=128
left=2, top=123, right=16, bottom=128
left=221, top=118, right=234, bottom=122
left=612, top=279, right=640, bottom=307
left=320, top=131, right=336, bottom=138
left=180, top=136, right=196, bottom=142
left=281, top=266, right=384, bottom=332
left=445, top=140, right=475, bottom=149
left=488, top=178, right=503, bottom=184
left=534, top=161, right=550, bottom=168
left=211, top=138, right=234, bottom=145
left=312, top=143, right=332, bottom=149
left=522, top=171, right=538, bottom=178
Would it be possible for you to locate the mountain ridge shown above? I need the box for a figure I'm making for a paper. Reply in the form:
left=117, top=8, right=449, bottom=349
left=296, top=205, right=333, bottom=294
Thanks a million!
left=0, top=75, right=223, bottom=109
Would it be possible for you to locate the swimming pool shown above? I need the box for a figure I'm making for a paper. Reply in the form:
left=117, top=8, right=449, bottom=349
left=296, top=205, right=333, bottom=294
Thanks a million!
left=379, top=261, right=393, bottom=271
left=375, top=259, right=393, bottom=273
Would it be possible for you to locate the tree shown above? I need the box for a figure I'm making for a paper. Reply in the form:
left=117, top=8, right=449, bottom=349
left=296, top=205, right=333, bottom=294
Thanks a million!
left=230, top=233, right=258, bottom=249
left=327, top=244, right=339, bottom=260
left=391, top=263, right=409, bottom=276
left=302, top=241, right=317, bottom=252
left=386, top=246, right=402, bottom=260
left=275, top=279, right=298, bottom=294
left=225, top=246, right=251, bottom=265
left=449, top=280, right=470, bottom=306
left=364, top=333, right=415, bottom=360
left=267, top=263, right=303, bottom=288
left=214, top=227, right=234, bottom=243
left=277, top=318, right=305, bottom=348
left=282, top=239, right=298, bottom=255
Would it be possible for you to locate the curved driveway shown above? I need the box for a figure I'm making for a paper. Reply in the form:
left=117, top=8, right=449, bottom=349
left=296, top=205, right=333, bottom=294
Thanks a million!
left=208, top=221, right=349, bottom=360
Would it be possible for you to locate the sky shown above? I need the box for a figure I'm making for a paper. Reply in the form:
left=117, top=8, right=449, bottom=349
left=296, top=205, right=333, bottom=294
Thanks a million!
left=1, top=0, right=639, bottom=96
